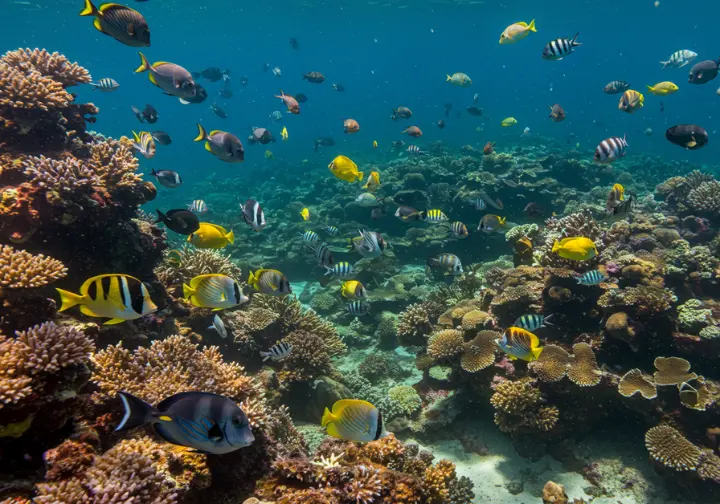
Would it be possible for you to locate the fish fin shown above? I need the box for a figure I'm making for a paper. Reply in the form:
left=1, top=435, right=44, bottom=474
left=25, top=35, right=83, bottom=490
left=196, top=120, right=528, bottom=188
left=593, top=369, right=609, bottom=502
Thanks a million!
left=551, top=240, right=561, bottom=253
left=508, top=355, right=517, bottom=361
left=570, top=32, right=581, bottom=46
left=115, top=391, right=156, bottom=431
left=321, top=407, right=336, bottom=427
left=104, top=318, right=127, bottom=325
left=225, top=230, right=234, bottom=245
left=132, top=130, right=140, bottom=142
left=659, top=60, right=668, bottom=69
left=182, top=283, right=195, bottom=299
left=154, top=209, right=166, bottom=224
left=532, top=347, right=544, bottom=360
left=92, top=17, right=105, bottom=33
left=446, top=74, right=451, bottom=82
left=499, top=216, right=507, bottom=225
left=134, top=52, right=150, bottom=73
left=194, top=124, right=207, bottom=142
left=79, top=0, right=98, bottom=16
left=357, top=171, right=364, bottom=181
left=247, top=271, right=257, bottom=289
left=204, top=142, right=213, bottom=152
left=79, top=304, right=100, bottom=317
left=211, top=307, right=223, bottom=312
left=528, top=19, right=536, bottom=32
left=178, top=98, right=190, bottom=104
left=56, top=288, right=84, bottom=312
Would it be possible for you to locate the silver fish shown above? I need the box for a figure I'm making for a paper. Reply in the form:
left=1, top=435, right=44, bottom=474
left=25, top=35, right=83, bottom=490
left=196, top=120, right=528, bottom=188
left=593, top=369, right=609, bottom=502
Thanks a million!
left=90, top=77, right=120, bottom=92
left=188, top=200, right=208, bottom=213
left=260, top=341, right=293, bottom=362
left=351, top=230, right=386, bottom=259
left=208, top=314, right=228, bottom=338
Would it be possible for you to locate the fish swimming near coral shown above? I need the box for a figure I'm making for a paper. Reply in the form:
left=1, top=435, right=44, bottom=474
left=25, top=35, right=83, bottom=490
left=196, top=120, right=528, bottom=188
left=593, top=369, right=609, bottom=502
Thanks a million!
left=328, top=155, right=363, bottom=182
left=350, top=230, right=386, bottom=259
left=426, top=253, right=463, bottom=276
left=423, top=209, right=449, bottom=224
left=362, top=171, right=381, bottom=192
left=576, top=270, right=608, bottom=286
left=347, top=300, right=370, bottom=316
left=247, top=269, right=292, bottom=296
left=311, top=242, right=334, bottom=268
left=324, top=224, right=339, bottom=236
left=260, top=342, right=293, bottom=362
left=188, top=200, right=209, bottom=214
left=605, top=183, right=625, bottom=211
left=301, top=207, right=310, bottom=221
left=90, top=77, right=120, bottom=91
left=552, top=236, right=597, bottom=261
left=135, top=52, right=197, bottom=100
left=448, top=221, right=469, bottom=239
left=240, top=199, right=266, bottom=231
left=341, top=280, right=367, bottom=299
left=496, top=327, right=543, bottom=361
left=209, top=314, right=227, bottom=338
left=183, top=274, right=248, bottom=310
left=300, top=230, right=320, bottom=243
left=513, top=314, right=554, bottom=332
left=478, top=214, right=506, bottom=232
left=188, top=222, right=234, bottom=249
left=594, top=135, right=628, bottom=164
left=56, top=274, right=157, bottom=325
left=115, top=391, right=254, bottom=454
left=395, top=206, right=423, bottom=221
left=321, top=399, right=388, bottom=443
left=155, top=209, right=199, bottom=235
left=79, top=0, right=150, bottom=47
left=325, top=261, right=355, bottom=279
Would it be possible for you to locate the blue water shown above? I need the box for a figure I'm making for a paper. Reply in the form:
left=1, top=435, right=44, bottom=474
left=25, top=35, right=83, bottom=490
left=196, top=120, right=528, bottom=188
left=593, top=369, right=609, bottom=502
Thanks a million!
left=5, top=0, right=719, bottom=195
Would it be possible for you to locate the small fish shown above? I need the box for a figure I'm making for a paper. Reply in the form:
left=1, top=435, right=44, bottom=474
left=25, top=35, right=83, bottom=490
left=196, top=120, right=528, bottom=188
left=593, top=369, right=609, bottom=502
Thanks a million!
left=289, top=37, right=299, bottom=50
left=496, top=327, right=543, bottom=362
left=392, top=140, right=405, bottom=150
left=341, top=280, right=367, bottom=299
left=576, top=270, right=608, bottom=286
left=260, top=342, right=293, bottom=362
left=271, top=66, right=282, bottom=77
left=478, top=214, right=506, bottom=232
left=115, top=391, right=254, bottom=454
left=332, top=83, right=345, bottom=92
left=426, top=253, right=463, bottom=276
left=466, top=106, right=483, bottom=116
left=446, top=72, right=472, bottom=87
left=395, top=206, right=423, bottom=221
left=606, top=183, right=625, bottom=211
left=423, top=209, right=449, bottom=224
left=407, top=145, right=427, bottom=156
left=135, top=53, right=197, bottom=99
left=594, top=134, right=628, bottom=163
left=193, top=124, right=244, bottom=163
left=542, top=33, right=581, bottom=60
left=436, top=119, right=445, bottom=129
left=355, top=193, right=383, bottom=208
left=188, top=222, right=234, bottom=249
left=79, top=0, right=150, bottom=47
left=192, top=68, right=229, bottom=82
left=612, top=195, right=634, bottom=217
left=131, top=104, right=157, bottom=123
left=551, top=237, right=597, bottom=261
left=373, top=140, right=378, bottom=148
left=247, top=269, right=292, bottom=296
left=618, top=90, right=644, bottom=113
left=325, top=224, right=339, bottom=236
left=249, top=127, right=274, bottom=145
left=301, top=208, right=310, bottom=221
left=151, top=131, right=172, bottom=145
left=474, top=198, right=487, bottom=211
left=344, top=119, right=360, bottom=134
left=449, top=221, right=469, bottom=239
left=402, top=126, right=422, bottom=137
left=281, top=126, right=288, bottom=141
left=300, top=230, right=320, bottom=242
left=322, top=399, right=388, bottom=443
left=313, top=137, right=335, bottom=153
left=302, top=71, right=325, bottom=83
left=362, top=171, right=381, bottom=192
left=499, top=19, right=537, bottom=44
left=660, top=50, right=697, bottom=69
left=265, top=150, right=274, bottom=160
left=514, top=237, right=534, bottom=267
left=347, top=300, right=370, bottom=316
left=549, top=104, right=565, bottom=122
left=131, top=130, right=156, bottom=159
left=241, top=199, right=266, bottom=232
left=155, top=209, right=199, bottom=235
left=513, top=314, right=553, bottom=332
left=501, top=117, right=517, bottom=127
left=522, top=126, right=530, bottom=136
left=188, top=200, right=208, bottom=214
left=391, top=107, right=413, bottom=121
left=523, top=202, right=544, bottom=218
left=311, top=243, right=334, bottom=268
left=90, top=77, right=120, bottom=91
left=646, top=81, right=679, bottom=96
left=276, top=90, right=300, bottom=114
left=483, top=142, right=495, bottom=155
left=56, top=274, right=157, bottom=325
left=328, top=156, right=363, bottom=182
left=151, top=168, right=182, bottom=188
left=208, top=314, right=227, bottom=338
left=178, top=83, right=208, bottom=105
left=269, top=110, right=283, bottom=122
left=325, top=261, right=354, bottom=278
left=350, top=230, right=386, bottom=259
left=665, top=124, right=709, bottom=150
left=210, top=102, right=227, bottom=118
left=603, top=80, right=631, bottom=94
left=644, top=128, right=653, bottom=137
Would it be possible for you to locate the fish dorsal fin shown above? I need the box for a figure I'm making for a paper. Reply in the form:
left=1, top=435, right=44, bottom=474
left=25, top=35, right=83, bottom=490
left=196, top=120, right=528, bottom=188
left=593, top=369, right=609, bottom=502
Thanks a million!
left=209, top=130, right=222, bottom=136
left=93, top=17, right=106, bottom=33
left=153, top=61, right=170, bottom=67
left=558, top=237, right=575, bottom=245
left=517, top=21, right=528, bottom=27
left=332, top=399, right=373, bottom=415
left=157, top=391, right=227, bottom=411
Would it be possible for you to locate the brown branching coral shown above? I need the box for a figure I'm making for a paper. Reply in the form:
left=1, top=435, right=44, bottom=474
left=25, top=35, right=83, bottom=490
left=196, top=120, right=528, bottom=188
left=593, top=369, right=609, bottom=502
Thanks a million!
left=0, top=244, right=67, bottom=288
left=618, top=369, right=657, bottom=399
left=460, top=330, right=498, bottom=372
left=280, top=330, right=334, bottom=383
left=598, top=286, right=676, bottom=316
left=645, top=425, right=702, bottom=471
left=530, top=344, right=570, bottom=383
left=0, top=60, right=71, bottom=111
left=491, top=378, right=559, bottom=433
left=398, top=302, right=433, bottom=346
left=23, top=155, right=101, bottom=193
left=2, top=48, right=91, bottom=88
left=423, top=459, right=456, bottom=503
left=427, top=329, right=464, bottom=360
left=653, top=357, right=697, bottom=386
left=155, top=245, right=242, bottom=286
left=567, top=343, right=601, bottom=387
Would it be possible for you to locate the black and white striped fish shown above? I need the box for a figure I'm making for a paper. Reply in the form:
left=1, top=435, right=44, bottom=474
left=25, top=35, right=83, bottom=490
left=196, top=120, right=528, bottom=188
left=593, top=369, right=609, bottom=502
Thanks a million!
left=542, top=33, right=581, bottom=61
left=325, top=225, right=339, bottom=236
left=131, top=131, right=156, bottom=159
left=659, top=50, right=697, bottom=70
left=90, top=78, right=120, bottom=92
left=300, top=230, right=319, bottom=242
left=513, top=313, right=553, bottom=332
left=325, top=261, right=354, bottom=278
left=603, top=81, right=631, bottom=95
left=241, top=199, right=266, bottom=232
left=312, top=242, right=334, bottom=268
left=188, top=200, right=208, bottom=214
left=407, top=145, right=427, bottom=156
left=449, top=221, right=469, bottom=238
left=474, top=198, right=487, bottom=211
left=347, top=300, right=370, bottom=316
left=576, top=270, right=607, bottom=286
left=593, top=134, right=628, bottom=164
left=260, top=342, right=293, bottom=362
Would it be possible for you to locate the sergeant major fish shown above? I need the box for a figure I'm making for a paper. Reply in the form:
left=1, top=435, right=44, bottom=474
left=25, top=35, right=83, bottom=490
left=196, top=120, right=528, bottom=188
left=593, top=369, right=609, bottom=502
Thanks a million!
left=660, top=50, right=697, bottom=69
left=426, top=253, right=463, bottom=276
left=542, top=33, right=581, bottom=60
left=90, top=77, right=120, bottom=91
left=576, top=270, right=608, bottom=286
left=594, top=134, right=628, bottom=163
left=603, top=80, right=631, bottom=94
left=311, top=242, right=334, bottom=268
left=513, top=314, right=554, bottom=332
left=260, top=342, right=293, bottom=362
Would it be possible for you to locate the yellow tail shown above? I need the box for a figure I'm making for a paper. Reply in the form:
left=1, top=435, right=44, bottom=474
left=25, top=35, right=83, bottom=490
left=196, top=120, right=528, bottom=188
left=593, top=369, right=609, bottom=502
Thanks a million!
left=357, top=171, right=364, bottom=181
left=446, top=74, right=451, bottom=82
left=134, top=52, right=150, bottom=73
left=321, top=407, right=334, bottom=427
left=132, top=130, right=140, bottom=142
left=225, top=230, right=235, bottom=245
left=552, top=240, right=560, bottom=253
left=182, top=283, right=194, bottom=299
left=56, top=288, right=84, bottom=312
left=528, top=19, right=537, bottom=32
left=645, top=85, right=655, bottom=93
left=79, top=0, right=97, bottom=16
left=499, top=216, right=507, bottom=225
left=193, top=124, right=207, bottom=142
left=532, top=347, right=544, bottom=360
left=247, top=271, right=257, bottom=289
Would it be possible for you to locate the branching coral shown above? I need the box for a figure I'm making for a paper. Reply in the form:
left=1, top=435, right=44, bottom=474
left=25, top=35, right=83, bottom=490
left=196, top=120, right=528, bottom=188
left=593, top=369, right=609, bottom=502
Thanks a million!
left=427, top=329, right=464, bottom=360
left=2, top=48, right=91, bottom=88
left=490, top=378, right=559, bottom=433
left=0, top=244, right=67, bottom=288
left=687, top=180, right=720, bottom=214
left=398, top=302, right=434, bottom=347
left=155, top=245, right=242, bottom=286
left=280, top=330, right=334, bottom=383
left=618, top=369, right=657, bottom=399
left=23, top=155, right=101, bottom=193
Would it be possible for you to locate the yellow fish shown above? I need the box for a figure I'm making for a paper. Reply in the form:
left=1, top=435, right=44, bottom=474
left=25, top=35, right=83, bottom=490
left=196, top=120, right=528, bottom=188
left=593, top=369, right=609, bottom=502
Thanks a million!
left=328, top=155, right=363, bottom=183
left=499, top=19, right=536, bottom=44
left=618, top=90, right=644, bottom=113
left=496, top=327, right=543, bottom=362
left=56, top=274, right=157, bottom=325
left=373, top=140, right=378, bottom=148
left=265, top=150, right=274, bottom=159
left=552, top=236, right=597, bottom=261
left=281, top=126, right=288, bottom=141
left=341, top=280, right=367, bottom=299
left=322, top=399, right=387, bottom=442
left=301, top=207, right=310, bottom=221
left=183, top=274, right=248, bottom=310
left=501, top=117, right=518, bottom=127
left=188, top=222, right=234, bottom=249
left=646, top=81, right=679, bottom=96
left=362, top=171, right=381, bottom=192
left=611, top=183, right=625, bottom=201
left=247, top=269, right=292, bottom=296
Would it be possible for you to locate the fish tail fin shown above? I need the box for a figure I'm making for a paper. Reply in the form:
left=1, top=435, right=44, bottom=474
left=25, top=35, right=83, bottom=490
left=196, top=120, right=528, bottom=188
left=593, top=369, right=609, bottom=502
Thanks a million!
left=150, top=168, right=158, bottom=176
left=56, top=288, right=84, bottom=312
left=645, top=85, right=654, bottom=93
left=226, top=230, right=235, bottom=245
left=135, top=52, right=150, bottom=73
left=532, top=347, right=544, bottom=360
left=321, top=407, right=335, bottom=427
left=357, top=171, right=364, bottom=181
left=79, top=0, right=97, bottom=16
left=528, top=19, right=536, bottom=32
left=115, top=392, right=156, bottom=432
left=499, top=216, right=507, bottom=225
left=182, top=282, right=195, bottom=299
left=446, top=74, right=451, bottom=82
left=623, top=133, right=629, bottom=146
left=571, top=32, right=581, bottom=46
left=194, top=124, right=207, bottom=142
left=659, top=60, right=668, bottom=69
left=154, top=209, right=166, bottom=223
left=552, top=240, right=560, bottom=253
left=391, top=109, right=397, bottom=120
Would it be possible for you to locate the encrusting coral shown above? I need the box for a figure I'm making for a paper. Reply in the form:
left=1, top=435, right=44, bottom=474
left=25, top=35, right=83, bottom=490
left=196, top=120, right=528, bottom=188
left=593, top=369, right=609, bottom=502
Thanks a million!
left=0, top=244, right=67, bottom=288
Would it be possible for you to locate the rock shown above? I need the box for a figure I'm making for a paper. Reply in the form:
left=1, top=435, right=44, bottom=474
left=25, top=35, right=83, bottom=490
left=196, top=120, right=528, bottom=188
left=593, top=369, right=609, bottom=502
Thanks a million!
left=505, top=480, right=524, bottom=495
left=605, top=311, right=635, bottom=343
left=542, top=481, right=568, bottom=504
left=305, top=376, right=353, bottom=422
left=392, top=189, right=430, bottom=208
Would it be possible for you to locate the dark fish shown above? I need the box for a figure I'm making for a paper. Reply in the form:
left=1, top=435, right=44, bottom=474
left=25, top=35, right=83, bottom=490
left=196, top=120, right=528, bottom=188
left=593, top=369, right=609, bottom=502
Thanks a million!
left=313, top=137, right=335, bottom=152
left=612, top=195, right=634, bottom=217
left=603, top=81, right=631, bottom=94
left=391, top=107, right=413, bottom=121
left=395, top=206, right=422, bottom=221
left=79, top=0, right=150, bottom=47
left=437, top=120, right=445, bottom=129
left=241, top=199, right=266, bottom=231
left=151, top=131, right=172, bottom=145
left=483, top=142, right=495, bottom=155
left=155, top=209, right=200, bottom=235
left=549, top=104, right=565, bottom=122
left=192, top=68, right=229, bottom=82
left=294, top=93, right=308, bottom=103
left=131, top=104, right=157, bottom=124
left=371, top=207, right=386, bottom=220
left=151, top=168, right=182, bottom=188
left=179, top=84, right=208, bottom=104
left=542, top=33, right=581, bottom=60
left=240, top=76, right=249, bottom=86
left=665, top=124, right=708, bottom=150
left=444, top=103, right=452, bottom=117
left=290, top=38, right=299, bottom=50
left=211, top=103, right=227, bottom=118
left=466, top=106, right=483, bottom=116
left=249, top=127, right=274, bottom=145
left=688, top=58, right=720, bottom=84
left=332, top=83, right=345, bottom=92
left=115, top=391, right=254, bottom=454
left=302, top=72, right=325, bottom=83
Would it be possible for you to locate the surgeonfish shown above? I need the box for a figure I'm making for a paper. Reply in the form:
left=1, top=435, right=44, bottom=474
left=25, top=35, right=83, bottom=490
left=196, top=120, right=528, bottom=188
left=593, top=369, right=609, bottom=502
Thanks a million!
left=131, top=130, right=156, bottom=159
left=341, top=280, right=367, bottom=299
left=155, top=209, right=199, bottom=235
left=362, top=171, right=381, bottom=192
left=135, top=52, right=197, bottom=99
left=446, top=72, right=472, bottom=87
left=301, top=208, right=310, bottom=221
left=501, top=117, right=518, bottom=127
left=347, top=300, right=370, bottom=316
left=496, top=327, right=544, bottom=362
left=241, top=199, right=266, bottom=232
left=151, top=131, right=172, bottom=145
left=275, top=90, right=300, bottom=114
left=247, top=269, right=292, bottom=296
left=395, top=206, right=423, bottom=221
left=90, top=77, right=120, bottom=91
left=603, top=80, right=631, bottom=94
left=594, top=135, right=628, bottom=163
left=499, top=19, right=536, bottom=44
left=115, top=391, right=254, bottom=454
left=79, top=0, right=150, bottom=47
left=328, top=155, right=363, bottom=182
left=660, top=50, right=697, bottom=69
left=193, top=124, right=245, bottom=163
left=132, top=103, right=157, bottom=123
left=350, top=230, right=386, bottom=259
left=551, top=236, right=598, bottom=261
left=209, top=314, right=228, bottom=338
left=151, top=168, right=182, bottom=188
left=618, top=90, right=644, bottom=113
left=321, top=399, right=388, bottom=443
left=426, top=253, right=463, bottom=276
left=576, top=270, right=608, bottom=286
left=325, top=261, right=355, bottom=279
left=391, top=107, right=413, bottom=121
left=260, top=342, right=293, bottom=362
left=56, top=274, right=157, bottom=325
left=542, top=33, right=581, bottom=60
left=688, top=59, right=720, bottom=85
left=646, top=81, right=679, bottom=96
left=423, top=209, right=449, bottom=224
left=183, top=274, right=248, bottom=310
left=188, top=222, right=234, bottom=249
left=513, top=314, right=553, bottom=332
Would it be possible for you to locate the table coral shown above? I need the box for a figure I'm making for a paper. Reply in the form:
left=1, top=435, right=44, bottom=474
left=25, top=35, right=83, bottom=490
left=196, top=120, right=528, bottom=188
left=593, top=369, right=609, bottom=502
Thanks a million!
left=617, top=369, right=657, bottom=399
left=567, top=343, right=601, bottom=387
left=530, top=344, right=570, bottom=383
left=653, top=356, right=698, bottom=386
left=427, top=329, right=464, bottom=360
left=0, top=244, right=66, bottom=288
left=459, top=330, right=498, bottom=373
left=645, top=425, right=702, bottom=471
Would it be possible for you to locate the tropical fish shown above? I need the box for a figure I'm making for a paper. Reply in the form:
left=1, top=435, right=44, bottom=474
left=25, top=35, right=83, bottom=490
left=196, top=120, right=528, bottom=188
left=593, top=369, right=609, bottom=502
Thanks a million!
left=618, top=90, right=644, bottom=113
left=325, top=224, right=339, bottom=236
left=260, top=342, right=293, bottom=362
left=115, top=391, right=254, bottom=454
left=281, top=126, right=288, bottom=141
left=151, top=131, right=172, bottom=145
left=395, top=206, right=422, bottom=221
left=183, top=274, right=248, bottom=310
left=513, top=314, right=553, bottom=332
left=391, top=107, right=413, bottom=120
left=426, top=253, right=463, bottom=276
left=249, top=127, right=274, bottom=145
left=322, top=399, right=388, bottom=443
left=646, top=81, right=679, bottom=96
left=436, top=120, right=445, bottom=129
left=446, top=72, right=472, bottom=87
left=131, top=130, right=156, bottom=159
left=660, top=50, right=697, bottom=69
left=209, top=102, right=227, bottom=119
left=155, top=209, right=199, bottom=235
left=665, top=124, right=709, bottom=150
left=341, top=280, right=367, bottom=299
left=483, top=142, right=495, bottom=155
left=343, top=119, right=360, bottom=134
left=247, top=269, right=292, bottom=296
left=79, top=0, right=150, bottom=47
left=466, top=106, right=483, bottom=116
left=689, top=58, right=719, bottom=84
left=496, top=327, right=543, bottom=362
left=289, top=38, right=299, bottom=50
left=314, top=137, right=335, bottom=153
left=151, top=168, right=182, bottom=188
left=513, top=237, right=534, bottom=267
left=542, top=33, right=581, bottom=60
left=271, top=66, right=282, bottom=77
left=594, top=135, right=628, bottom=163
left=193, top=124, right=244, bottom=163
left=90, top=77, right=120, bottom=91
left=328, top=155, right=363, bottom=182
left=423, top=209, right=448, bottom=224
left=135, top=53, right=196, bottom=99
left=350, top=230, right=386, bottom=259
left=269, top=110, right=283, bottom=123
left=276, top=90, right=300, bottom=114
left=611, top=196, right=634, bottom=218
left=209, top=314, right=227, bottom=338
left=373, top=140, right=378, bottom=148
left=56, top=274, right=157, bottom=325
left=478, top=214, right=506, bottom=232
left=188, top=200, right=208, bottom=214
left=407, top=145, right=427, bottom=156
left=362, top=171, right=381, bottom=192
left=302, top=71, right=325, bottom=83
left=402, top=126, right=422, bottom=137
left=131, top=104, right=157, bottom=123
left=576, top=270, right=608, bottom=286
left=178, top=83, right=207, bottom=104
left=300, top=230, right=319, bottom=242
left=332, top=83, right=345, bottom=92
left=241, top=199, right=266, bottom=232
left=606, top=183, right=625, bottom=211
left=265, top=150, right=274, bottom=160
left=301, top=207, right=310, bottom=221
left=448, top=221, right=469, bottom=239
left=548, top=104, right=566, bottom=122
left=552, top=237, right=597, bottom=261
left=501, top=117, right=517, bottom=127
left=188, top=222, right=234, bottom=249
left=355, top=193, right=382, bottom=207
left=191, top=68, right=229, bottom=82
left=347, top=300, right=370, bottom=316
left=603, top=80, right=631, bottom=94
left=499, top=19, right=536, bottom=44
left=311, top=242, right=334, bottom=268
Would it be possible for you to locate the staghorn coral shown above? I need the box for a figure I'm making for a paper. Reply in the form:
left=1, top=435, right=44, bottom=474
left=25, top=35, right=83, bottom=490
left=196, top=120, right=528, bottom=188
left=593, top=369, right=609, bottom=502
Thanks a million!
left=388, top=385, right=422, bottom=415
left=398, top=302, right=433, bottom=347
left=0, top=60, right=71, bottom=111
left=618, top=369, right=657, bottom=399
left=2, top=48, right=91, bottom=88
left=567, top=343, right=601, bottom=387
left=530, top=344, right=570, bottom=383
left=427, top=329, right=464, bottom=360
left=645, top=425, right=702, bottom=471
left=155, top=245, right=242, bottom=286
left=459, top=330, right=498, bottom=373
left=653, top=357, right=698, bottom=386
left=0, top=244, right=67, bottom=288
